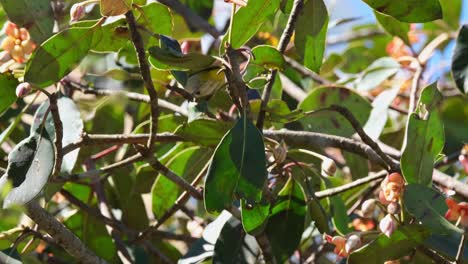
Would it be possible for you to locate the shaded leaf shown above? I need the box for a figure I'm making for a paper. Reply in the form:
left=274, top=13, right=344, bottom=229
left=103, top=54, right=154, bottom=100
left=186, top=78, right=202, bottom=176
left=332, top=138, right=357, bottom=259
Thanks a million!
left=361, top=0, right=442, bottom=22
left=348, top=225, right=431, bottom=263
left=374, top=11, right=410, bottom=45
left=451, top=24, right=468, bottom=94
left=265, top=178, right=306, bottom=262
left=25, top=26, right=102, bottom=88
left=149, top=46, right=215, bottom=71
left=175, top=119, right=232, bottom=146
left=295, top=0, right=328, bottom=73
left=0, top=132, right=54, bottom=208
left=204, top=117, right=267, bottom=214
left=401, top=83, right=444, bottom=185
left=0, top=0, right=54, bottom=43
left=404, top=184, right=463, bottom=235
left=0, top=73, right=18, bottom=115
left=298, top=86, right=372, bottom=137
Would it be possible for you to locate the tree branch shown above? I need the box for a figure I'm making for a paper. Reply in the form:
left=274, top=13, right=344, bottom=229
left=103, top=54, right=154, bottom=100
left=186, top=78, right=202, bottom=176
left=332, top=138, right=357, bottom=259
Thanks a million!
left=25, top=202, right=105, bottom=263
left=46, top=93, right=63, bottom=177
left=257, top=0, right=304, bottom=129
left=315, top=170, right=387, bottom=198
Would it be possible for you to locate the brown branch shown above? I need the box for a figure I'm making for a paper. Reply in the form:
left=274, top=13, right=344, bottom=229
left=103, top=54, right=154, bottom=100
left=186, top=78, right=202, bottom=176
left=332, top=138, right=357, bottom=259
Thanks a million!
left=156, top=0, right=220, bottom=38
left=62, top=133, right=184, bottom=155
left=224, top=44, right=250, bottom=115
left=257, top=0, right=304, bottom=129
left=47, top=93, right=63, bottom=177
left=433, top=170, right=468, bottom=199
left=25, top=202, right=105, bottom=263
left=126, top=11, right=160, bottom=150
left=283, top=56, right=331, bottom=85
left=264, top=129, right=390, bottom=169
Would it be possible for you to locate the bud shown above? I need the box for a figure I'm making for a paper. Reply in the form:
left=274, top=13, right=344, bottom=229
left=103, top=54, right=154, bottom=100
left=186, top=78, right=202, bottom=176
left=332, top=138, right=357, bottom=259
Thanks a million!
left=181, top=41, right=190, bottom=55
left=384, top=260, right=400, bottom=264
left=321, top=158, right=336, bottom=177
left=459, top=154, right=468, bottom=174
left=16, top=82, right=32, bottom=97
left=224, top=0, right=248, bottom=7
left=361, top=199, right=376, bottom=217
left=70, top=3, right=86, bottom=22
left=387, top=201, right=400, bottom=215
left=379, top=214, right=397, bottom=237
left=345, top=234, right=362, bottom=254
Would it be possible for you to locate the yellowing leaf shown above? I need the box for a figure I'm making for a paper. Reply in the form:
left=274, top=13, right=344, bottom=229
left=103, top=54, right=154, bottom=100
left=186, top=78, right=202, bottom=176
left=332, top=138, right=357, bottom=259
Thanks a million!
left=100, top=0, right=133, bottom=17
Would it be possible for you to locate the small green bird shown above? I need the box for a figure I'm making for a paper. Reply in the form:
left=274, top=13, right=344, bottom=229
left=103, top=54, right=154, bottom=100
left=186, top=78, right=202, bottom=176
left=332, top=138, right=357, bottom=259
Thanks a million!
left=184, top=67, right=226, bottom=98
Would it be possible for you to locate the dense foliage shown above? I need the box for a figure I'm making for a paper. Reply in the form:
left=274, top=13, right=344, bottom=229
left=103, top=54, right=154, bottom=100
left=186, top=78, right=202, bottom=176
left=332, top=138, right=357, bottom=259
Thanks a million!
left=0, top=0, right=466, bottom=263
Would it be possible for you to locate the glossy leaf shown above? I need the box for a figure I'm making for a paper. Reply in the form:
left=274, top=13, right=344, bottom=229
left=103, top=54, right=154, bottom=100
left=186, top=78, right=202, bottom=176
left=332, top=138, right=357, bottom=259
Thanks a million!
left=240, top=199, right=270, bottom=235
left=31, top=97, right=84, bottom=174
left=401, top=83, right=444, bottom=185
left=348, top=225, right=431, bottom=263
left=152, top=146, right=211, bottom=219
left=175, top=119, right=232, bottom=146
left=25, top=26, right=102, bottom=88
left=404, top=184, right=463, bottom=235
left=100, top=0, right=132, bottom=17
left=0, top=73, right=18, bottom=115
left=0, top=0, right=54, bottom=43
left=204, top=117, right=267, bottom=214
left=374, top=11, right=410, bottom=45
left=298, top=86, right=372, bottom=137
left=222, top=0, right=280, bottom=50
left=451, top=25, right=468, bottom=94
left=213, top=217, right=261, bottom=264
left=361, top=0, right=442, bottom=23
left=354, top=57, right=400, bottom=92
left=265, top=178, right=306, bottom=262
left=295, top=0, right=328, bottom=73
left=0, top=132, right=54, bottom=208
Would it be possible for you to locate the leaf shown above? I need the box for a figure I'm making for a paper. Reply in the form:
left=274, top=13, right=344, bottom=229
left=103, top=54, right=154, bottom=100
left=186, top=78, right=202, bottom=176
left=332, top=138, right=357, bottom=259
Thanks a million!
left=0, top=73, right=18, bottom=115
left=31, top=97, right=84, bottom=174
left=298, top=86, right=372, bottom=137
left=348, top=225, right=431, bottom=263
left=175, top=119, right=233, bottom=146
left=363, top=84, right=400, bottom=140
left=343, top=151, right=369, bottom=180
left=330, top=195, right=352, bottom=235
left=404, top=184, right=463, bottom=235
left=451, top=25, right=468, bottom=94
left=354, top=57, right=400, bottom=92
left=251, top=45, right=285, bottom=70
left=204, top=117, right=267, bottom=214
left=374, top=11, right=410, bottom=45
left=222, top=0, right=280, bottom=50
left=401, top=83, right=444, bottom=185
left=0, top=132, right=54, bottom=208
left=240, top=199, right=270, bottom=235
left=213, top=217, right=261, bottom=264
left=152, top=146, right=211, bottom=219
left=361, top=0, right=442, bottom=23
left=265, top=178, right=306, bottom=262
left=25, top=26, right=102, bottom=88
left=295, top=0, right=328, bottom=73
left=100, top=0, right=132, bottom=16
left=148, top=46, right=215, bottom=71
left=0, top=0, right=54, bottom=43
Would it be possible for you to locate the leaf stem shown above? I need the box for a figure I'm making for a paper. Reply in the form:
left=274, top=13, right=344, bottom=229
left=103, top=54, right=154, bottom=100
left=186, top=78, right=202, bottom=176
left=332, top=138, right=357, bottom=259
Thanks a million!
left=228, top=3, right=237, bottom=44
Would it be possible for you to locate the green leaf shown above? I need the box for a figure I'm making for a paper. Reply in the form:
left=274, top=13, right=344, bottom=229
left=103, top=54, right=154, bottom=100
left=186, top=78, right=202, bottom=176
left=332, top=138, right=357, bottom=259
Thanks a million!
left=404, top=184, right=463, bottom=235
left=25, top=26, right=102, bottom=88
left=354, top=57, right=400, bottom=92
left=330, top=195, right=351, bottom=235
left=213, top=217, right=261, bottom=264
left=348, top=225, right=431, bottom=263
left=149, top=46, right=215, bottom=71
left=363, top=84, right=399, bottom=140
left=152, top=146, right=211, bottom=219
left=31, top=97, right=83, bottom=174
left=137, top=3, right=173, bottom=37
left=222, top=0, right=280, bottom=50
left=401, top=83, right=444, bottom=185
left=204, top=117, right=267, bottom=214
left=251, top=45, right=285, bottom=70
left=265, top=178, right=306, bottom=262
left=100, top=0, right=132, bottom=16
left=0, top=73, right=18, bottom=116
left=298, top=86, right=372, bottom=137
left=451, top=25, right=468, bottom=94
left=295, top=0, right=328, bottom=73
left=343, top=151, right=369, bottom=180
left=0, top=132, right=54, bottom=208
left=361, top=0, right=442, bottom=22
left=175, top=119, right=233, bottom=146
left=374, top=11, right=410, bottom=45
left=240, top=199, right=270, bottom=235
left=0, top=0, right=54, bottom=43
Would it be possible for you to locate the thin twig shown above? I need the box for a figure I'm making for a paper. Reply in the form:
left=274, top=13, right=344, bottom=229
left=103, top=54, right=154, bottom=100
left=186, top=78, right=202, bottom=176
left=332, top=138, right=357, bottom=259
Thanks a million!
left=257, top=0, right=304, bottom=129
left=455, top=232, right=466, bottom=264
left=224, top=44, right=250, bottom=116
left=126, top=11, right=160, bottom=150
left=47, top=93, right=64, bottom=177
left=284, top=56, right=331, bottom=85
left=327, top=28, right=384, bottom=45
left=315, top=170, right=387, bottom=198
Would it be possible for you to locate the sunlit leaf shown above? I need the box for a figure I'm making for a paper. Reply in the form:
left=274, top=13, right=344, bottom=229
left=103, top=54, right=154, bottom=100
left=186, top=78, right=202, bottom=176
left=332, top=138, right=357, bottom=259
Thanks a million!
left=374, top=11, right=410, bottom=45
left=361, top=0, right=442, bottom=22
left=0, top=73, right=18, bottom=116
left=100, top=0, right=132, bottom=17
